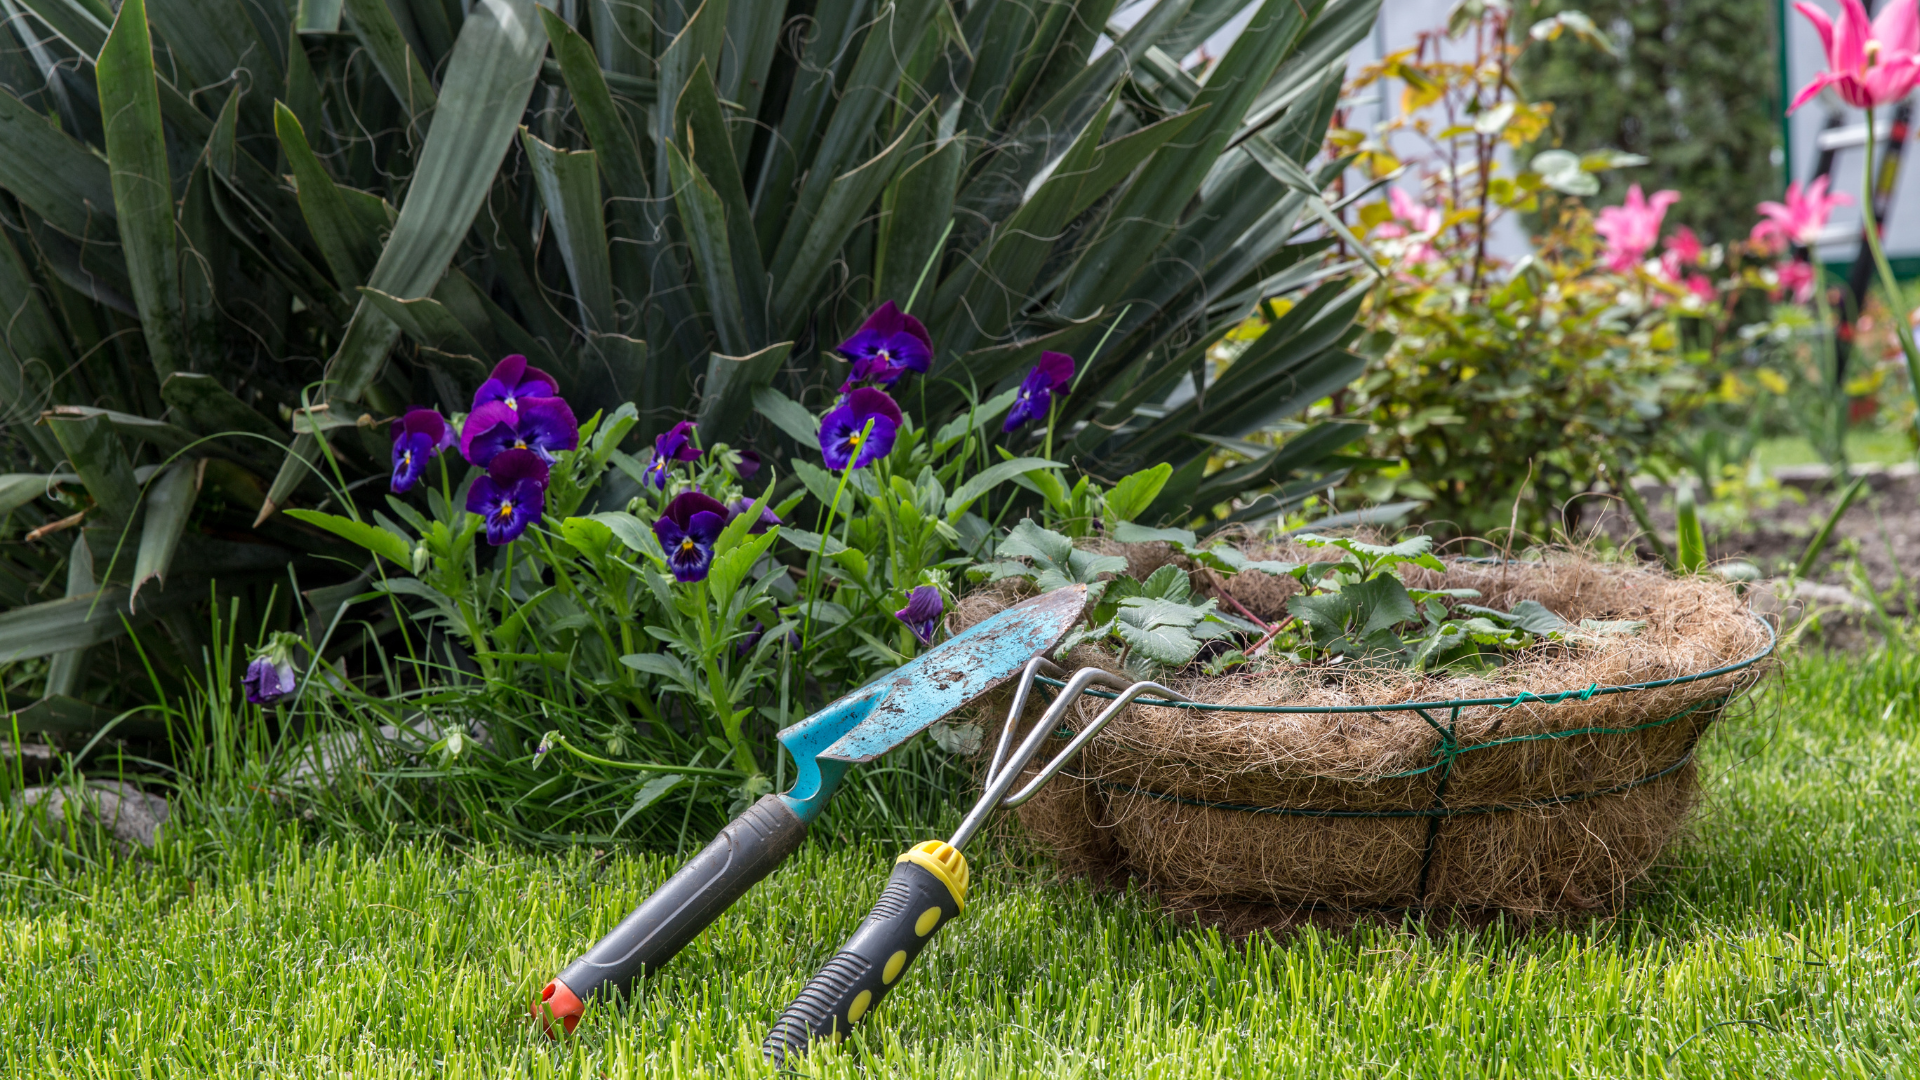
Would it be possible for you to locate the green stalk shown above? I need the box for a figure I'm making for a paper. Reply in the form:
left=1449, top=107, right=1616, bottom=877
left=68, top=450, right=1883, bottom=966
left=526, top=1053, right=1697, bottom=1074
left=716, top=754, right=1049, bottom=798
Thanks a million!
left=1795, top=473, right=1867, bottom=580
left=1858, top=106, right=1920, bottom=463
left=797, top=419, right=871, bottom=666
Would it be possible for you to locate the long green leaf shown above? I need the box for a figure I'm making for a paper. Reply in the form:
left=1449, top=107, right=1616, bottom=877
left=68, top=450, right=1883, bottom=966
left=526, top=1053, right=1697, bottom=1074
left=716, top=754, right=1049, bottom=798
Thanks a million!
left=130, top=458, right=200, bottom=605
left=356, top=288, right=489, bottom=361
left=42, top=533, right=96, bottom=696
left=149, top=0, right=282, bottom=96
left=264, top=0, right=547, bottom=516
left=96, top=0, right=186, bottom=381
left=0, top=87, right=117, bottom=239
left=877, top=132, right=961, bottom=316
left=276, top=102, right=386, bottom=293
left=771, top=107, right=930, bottom=334
left=342, top=0, right=438, bottom=124
left=675, top=57, right=765, bottom=341
left=1056, top=0, right=1310, bottom=319
left=522, top=128, right=615, bottom=334
left=161, top=373, right=286, bottom=441
left=698, top=342, right=790, bottom=443
left=666, top=138, right=750, bottom=355
left=752, top=386, right=819, bottom=450
left=47, top=414, right=139, bottom=523
left=284, top=508, right=412, bottom=567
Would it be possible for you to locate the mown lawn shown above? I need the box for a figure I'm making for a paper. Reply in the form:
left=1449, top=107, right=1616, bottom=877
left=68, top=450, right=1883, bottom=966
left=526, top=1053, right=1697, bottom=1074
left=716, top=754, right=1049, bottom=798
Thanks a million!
left=4, top=650, right=1917, bottom=1078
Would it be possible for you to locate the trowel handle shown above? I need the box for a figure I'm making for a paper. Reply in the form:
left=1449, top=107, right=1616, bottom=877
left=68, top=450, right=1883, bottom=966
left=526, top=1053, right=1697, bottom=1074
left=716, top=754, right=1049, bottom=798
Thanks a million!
left=535, top=794, right=808, bottom=1036
left=762, top=841, right=969, bottom=1063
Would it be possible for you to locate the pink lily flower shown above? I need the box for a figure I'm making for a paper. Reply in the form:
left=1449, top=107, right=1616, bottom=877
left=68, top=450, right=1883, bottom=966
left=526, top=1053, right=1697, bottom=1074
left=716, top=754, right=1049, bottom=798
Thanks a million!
left=1659, top=226, right=1705, bottom=280
left=1595, top=185, right=1682, bottom=273
left=1775, top=260, right=1818, bottom=303
left=1751, top=177, right=1852, bottom=251
left=1790, top=0, right=1920, bottom=111
left=1374, top=187, right=1442, bottom=265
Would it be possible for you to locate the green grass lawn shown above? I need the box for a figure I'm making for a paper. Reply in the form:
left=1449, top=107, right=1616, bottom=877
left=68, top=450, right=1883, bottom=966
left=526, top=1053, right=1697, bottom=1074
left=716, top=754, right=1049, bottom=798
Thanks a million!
left=1752, top=428, right=1916, bottom=471
left=5, top=650, right=1918, bottom=1078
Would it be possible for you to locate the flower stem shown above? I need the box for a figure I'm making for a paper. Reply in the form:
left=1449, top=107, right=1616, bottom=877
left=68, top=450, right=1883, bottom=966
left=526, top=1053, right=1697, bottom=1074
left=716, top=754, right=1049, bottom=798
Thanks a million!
left=1859, top=106, right=1920, bottom=460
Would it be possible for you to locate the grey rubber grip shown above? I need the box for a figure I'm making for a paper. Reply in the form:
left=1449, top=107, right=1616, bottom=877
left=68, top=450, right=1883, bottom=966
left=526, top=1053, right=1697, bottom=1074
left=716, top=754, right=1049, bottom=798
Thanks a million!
left=554, top=794, right=807, bottom=1004
left=762, top=859, right=962, bottom=1063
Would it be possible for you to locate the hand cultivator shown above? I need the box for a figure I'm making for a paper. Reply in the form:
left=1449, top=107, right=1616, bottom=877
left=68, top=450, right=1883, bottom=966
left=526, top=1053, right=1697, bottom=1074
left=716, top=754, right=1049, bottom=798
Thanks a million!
left=533, top=584, right=1187, bottom=1061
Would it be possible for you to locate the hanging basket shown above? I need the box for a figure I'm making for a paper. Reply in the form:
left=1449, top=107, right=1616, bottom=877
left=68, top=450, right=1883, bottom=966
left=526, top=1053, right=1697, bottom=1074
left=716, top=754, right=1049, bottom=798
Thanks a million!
left=958, top=549, right=1776, bottom=922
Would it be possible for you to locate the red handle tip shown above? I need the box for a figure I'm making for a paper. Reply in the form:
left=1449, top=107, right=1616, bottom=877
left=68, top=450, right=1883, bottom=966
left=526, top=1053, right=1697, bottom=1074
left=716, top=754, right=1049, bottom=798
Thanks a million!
left=534, top=979, right=585, bottom=1038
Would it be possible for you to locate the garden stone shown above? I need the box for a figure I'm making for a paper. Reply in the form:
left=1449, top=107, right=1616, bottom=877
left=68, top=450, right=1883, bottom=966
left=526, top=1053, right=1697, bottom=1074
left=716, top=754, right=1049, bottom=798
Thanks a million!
left=17, top=780, right=169, bottom=851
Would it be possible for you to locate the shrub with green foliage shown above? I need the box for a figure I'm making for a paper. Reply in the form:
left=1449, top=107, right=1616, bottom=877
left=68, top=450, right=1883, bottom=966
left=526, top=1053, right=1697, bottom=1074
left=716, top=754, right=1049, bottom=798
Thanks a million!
left=0, top=0, right=1384, bottom=727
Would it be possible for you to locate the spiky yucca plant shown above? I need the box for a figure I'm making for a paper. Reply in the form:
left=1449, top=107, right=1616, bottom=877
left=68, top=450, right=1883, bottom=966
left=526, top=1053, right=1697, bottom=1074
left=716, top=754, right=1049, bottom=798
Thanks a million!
left=0, top=0, right=1380, bottom=726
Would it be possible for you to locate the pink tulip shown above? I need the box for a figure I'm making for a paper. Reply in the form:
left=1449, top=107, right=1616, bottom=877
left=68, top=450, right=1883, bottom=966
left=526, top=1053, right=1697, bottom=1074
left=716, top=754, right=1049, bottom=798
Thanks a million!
left=1790, top=0, right=1920, bottom=111
left=1595, top=185, right=1681, bottom=273
left=1751, top=177, right=1852, bottom=251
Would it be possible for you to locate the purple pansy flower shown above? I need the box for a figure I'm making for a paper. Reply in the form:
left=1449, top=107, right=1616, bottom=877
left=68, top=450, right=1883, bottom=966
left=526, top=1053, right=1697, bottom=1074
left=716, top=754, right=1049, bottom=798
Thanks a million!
left=734, top=449, right=762, bottom=481
left=644, top=421, right=703, bottom=489
left=894, top=585, right=944, bottom=646
left=389, top=408, right=453, bottom=494
left=727, top=497, right=781, bottom=535
left=818, top=387, right=903, bottom=470
left=1004, top=351, right=1076, bottom=432
left=465, top=448, right=551, bottom=546
left=243, top=632, right=301, bottom=705
left=472, top=354, right=560, bottom=413
left=461, top=398, right=579, bottom=467
left=653, top=491, right=729, bottom=583
left=836, top=302, right=933, bottom=388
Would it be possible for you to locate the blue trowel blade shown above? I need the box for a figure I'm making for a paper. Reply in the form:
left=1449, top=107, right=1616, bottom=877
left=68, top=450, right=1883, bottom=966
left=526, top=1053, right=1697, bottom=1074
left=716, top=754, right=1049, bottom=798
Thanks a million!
left=781, top=585, right=1087, bottom=765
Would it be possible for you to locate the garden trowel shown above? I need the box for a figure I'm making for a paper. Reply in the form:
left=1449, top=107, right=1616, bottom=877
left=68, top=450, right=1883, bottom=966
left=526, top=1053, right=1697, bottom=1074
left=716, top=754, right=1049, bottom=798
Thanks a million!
left=535, top=585, right=1087, bottom=1035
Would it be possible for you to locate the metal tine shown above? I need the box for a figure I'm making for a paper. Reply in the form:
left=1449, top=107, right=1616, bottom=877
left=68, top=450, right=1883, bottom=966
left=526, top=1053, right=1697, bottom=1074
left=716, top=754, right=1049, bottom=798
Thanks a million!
left=1001, top=677, right=1189, bottom=809
left=981, top=656, right=1064, bottom=789
left=952, top=665, right=1191, bottom=849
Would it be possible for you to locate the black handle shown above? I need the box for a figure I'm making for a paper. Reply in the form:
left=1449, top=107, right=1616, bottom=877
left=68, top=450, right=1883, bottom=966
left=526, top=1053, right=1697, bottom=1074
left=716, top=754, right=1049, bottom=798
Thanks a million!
left=536, top=793, right=807, bottom=1035
left=762, top=842, right=968, bottom=1063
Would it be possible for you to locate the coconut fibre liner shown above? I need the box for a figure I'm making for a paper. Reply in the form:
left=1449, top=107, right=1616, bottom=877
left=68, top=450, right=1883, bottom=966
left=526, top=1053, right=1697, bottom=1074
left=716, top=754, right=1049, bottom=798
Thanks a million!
left=951, top=548, right=1775, bottom=921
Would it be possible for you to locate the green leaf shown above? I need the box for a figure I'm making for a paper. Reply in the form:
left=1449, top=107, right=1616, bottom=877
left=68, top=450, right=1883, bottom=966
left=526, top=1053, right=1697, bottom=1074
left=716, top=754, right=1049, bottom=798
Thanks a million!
left=1110, top=521, right=1197, bottom=548
left=0, top=87, right=118, bottom=240
left=522, top=127, right=616, bottom=334
left=770, top=105, right=931, bottom=335
left=752, top=386, right=820, bottom=449
left=614, top=773, right=685, bottom=831
left=0, top=474, right=69, bottom=517
left=341, top=0, right=438, bottom=123
left=97, top=0, right=186, bottom=381
left=931, top=388, right=1018, bottom=455
left=284, top=508, right=413, bottom=567
left=1112, top=613, right=1201, bottom=667
left=585, top=511, right=662, bottom=560
left=46, top=414, right=139, bottom=524
left=619, top=651, right=701, bottom=693
left=707, top=527, right=778, bottom=605
left=160, top=373, right=286, bottom=441
left=130, top=459, right=200, bottom=606
left=276, top=102, right=387, bottom=294
left=0, top=587, right=131, bottom=661
left=1350, top=574, right=1418, bottom=638
left=1104, top=463, right=1173, bottom=524
left=699, top=343, right=792, bottom=444
left=674, top=57, right=766, bottom=342
left=1675, top=483, right=1707, bottom=574
left=355, top=289, right=489, bottom=362
left=878, top=132, right=962, bottom=313
left=1136, top=564, right=1192, bottom=602
left=943, top=456, right=1065, bottom=520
